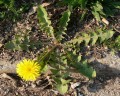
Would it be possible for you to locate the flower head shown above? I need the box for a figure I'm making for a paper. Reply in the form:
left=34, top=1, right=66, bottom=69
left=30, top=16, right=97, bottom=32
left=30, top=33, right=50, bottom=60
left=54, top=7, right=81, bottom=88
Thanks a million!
left=16, top=59, right=41, bottom=81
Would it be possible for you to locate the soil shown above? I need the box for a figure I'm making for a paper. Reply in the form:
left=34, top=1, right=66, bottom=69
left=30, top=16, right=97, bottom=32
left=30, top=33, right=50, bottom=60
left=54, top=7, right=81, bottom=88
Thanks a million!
left=78, top=53, right=120, bottom=96
left=0, top=1, right=120, bottom=96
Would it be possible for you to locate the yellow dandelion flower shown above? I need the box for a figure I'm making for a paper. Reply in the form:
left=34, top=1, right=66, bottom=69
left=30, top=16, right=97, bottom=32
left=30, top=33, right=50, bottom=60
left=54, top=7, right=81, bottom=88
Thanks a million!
left=16, top=59, right=41, bottom=81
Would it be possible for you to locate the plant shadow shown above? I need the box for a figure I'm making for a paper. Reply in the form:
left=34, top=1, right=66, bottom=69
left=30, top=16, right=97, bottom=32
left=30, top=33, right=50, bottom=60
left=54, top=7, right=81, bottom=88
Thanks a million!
left=87, top=60, right=120, bottom=92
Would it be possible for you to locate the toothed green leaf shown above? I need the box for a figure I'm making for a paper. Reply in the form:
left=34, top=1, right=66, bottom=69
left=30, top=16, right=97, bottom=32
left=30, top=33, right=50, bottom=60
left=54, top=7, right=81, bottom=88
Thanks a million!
left=57, top=10, right=71, bottom=41
left=37, top=5, right=54, bottom=37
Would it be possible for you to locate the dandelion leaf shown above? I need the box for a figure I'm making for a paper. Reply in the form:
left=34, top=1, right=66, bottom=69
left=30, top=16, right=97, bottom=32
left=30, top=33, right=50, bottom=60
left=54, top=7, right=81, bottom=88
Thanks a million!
left=57, top=10, right=71, bottom=41
left=37, top=5, right=54, bottom=37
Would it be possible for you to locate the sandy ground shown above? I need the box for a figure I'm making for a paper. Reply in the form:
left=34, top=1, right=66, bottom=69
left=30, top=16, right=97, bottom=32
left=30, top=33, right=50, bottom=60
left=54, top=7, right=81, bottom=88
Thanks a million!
left=78, top=53, right=120, bottom=96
